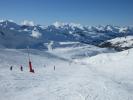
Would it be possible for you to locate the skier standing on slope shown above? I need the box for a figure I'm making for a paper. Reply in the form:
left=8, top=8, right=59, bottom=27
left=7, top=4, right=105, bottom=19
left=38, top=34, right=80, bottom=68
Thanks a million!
left=20, top=65, right=23, bottom=71
left=10, top=66, right=13, bottom=71
left=54, top=66, right=55, bottom=71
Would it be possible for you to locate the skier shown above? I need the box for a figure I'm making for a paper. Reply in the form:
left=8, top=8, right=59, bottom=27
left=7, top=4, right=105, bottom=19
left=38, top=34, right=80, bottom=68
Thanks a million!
left=10, top=66, right=13, bottom=71
left=54, top=66, right=55, bottom=71
left=20, top=66, right=23, bottom=71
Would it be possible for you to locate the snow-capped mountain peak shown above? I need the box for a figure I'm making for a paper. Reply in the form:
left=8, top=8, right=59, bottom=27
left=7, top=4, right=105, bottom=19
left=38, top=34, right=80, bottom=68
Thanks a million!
left=53, top=21, right=64, bottom=28
left=0, top=20, right=20, bottom=29
left=53, top=21, right=84, bottom=30
left=95, top=25, right=105, bottom=31
left=119, top=27, right=130, bottom=33
left=104, top=25, right=117, bottom=32
left=0, top=19, right=133, bottom=49
left=21, top=20, right=35, bottom=26
left=0, top=19, right=14, bottom=23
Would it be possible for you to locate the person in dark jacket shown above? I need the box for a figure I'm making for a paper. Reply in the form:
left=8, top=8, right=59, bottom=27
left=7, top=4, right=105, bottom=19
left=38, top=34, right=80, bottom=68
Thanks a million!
left=10, top=66, right=13, bottom=71
left=54, top=66, right=55, bottom=71
left=20, top=66, right=23, bottom=71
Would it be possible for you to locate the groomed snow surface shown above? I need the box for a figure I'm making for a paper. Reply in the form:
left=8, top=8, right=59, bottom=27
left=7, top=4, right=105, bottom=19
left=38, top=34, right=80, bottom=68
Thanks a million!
left=0, top=46, right=133, bottom=100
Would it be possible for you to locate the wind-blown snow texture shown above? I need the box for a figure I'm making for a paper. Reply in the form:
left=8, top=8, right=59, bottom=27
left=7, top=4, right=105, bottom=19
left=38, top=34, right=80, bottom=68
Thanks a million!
left=0, top=47, right=133, bottom=100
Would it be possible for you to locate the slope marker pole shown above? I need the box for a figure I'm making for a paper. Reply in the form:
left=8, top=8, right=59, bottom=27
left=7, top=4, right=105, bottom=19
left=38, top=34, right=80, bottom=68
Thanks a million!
left=27, top=46, right=35, bottom=73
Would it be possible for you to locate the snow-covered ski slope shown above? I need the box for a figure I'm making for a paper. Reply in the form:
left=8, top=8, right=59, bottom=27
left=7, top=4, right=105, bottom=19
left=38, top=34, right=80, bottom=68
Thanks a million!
left=0, top=46, right=133, bottom=100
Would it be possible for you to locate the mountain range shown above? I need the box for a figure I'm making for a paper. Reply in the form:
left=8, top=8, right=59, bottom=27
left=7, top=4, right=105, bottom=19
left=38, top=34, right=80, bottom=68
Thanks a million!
left=0, top=20, right=133, bottom=50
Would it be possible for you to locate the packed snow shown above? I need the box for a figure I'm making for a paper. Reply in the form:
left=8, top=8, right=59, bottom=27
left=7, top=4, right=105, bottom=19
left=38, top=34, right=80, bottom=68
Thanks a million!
left=0, top=45, right=133, bottom=100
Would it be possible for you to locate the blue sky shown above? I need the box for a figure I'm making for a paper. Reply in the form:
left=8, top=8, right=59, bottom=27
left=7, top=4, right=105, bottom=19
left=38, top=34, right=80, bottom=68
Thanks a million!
left=0, top=0, right=133, bottom=26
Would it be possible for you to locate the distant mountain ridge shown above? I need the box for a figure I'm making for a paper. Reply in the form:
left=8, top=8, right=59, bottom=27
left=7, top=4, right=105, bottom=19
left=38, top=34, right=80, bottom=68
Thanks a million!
left=0, top=20, right=133, bottom=49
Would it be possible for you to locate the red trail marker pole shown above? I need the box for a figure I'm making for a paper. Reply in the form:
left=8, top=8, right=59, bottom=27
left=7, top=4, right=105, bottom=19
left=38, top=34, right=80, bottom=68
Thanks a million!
left=29, top=60, right=34, bottom=73
left=27, top=46, right=34, bottom=73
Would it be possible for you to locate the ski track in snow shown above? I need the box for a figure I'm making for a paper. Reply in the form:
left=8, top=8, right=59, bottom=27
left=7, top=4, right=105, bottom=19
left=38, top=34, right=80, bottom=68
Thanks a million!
left=0, top=48, right=133, bottom=100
